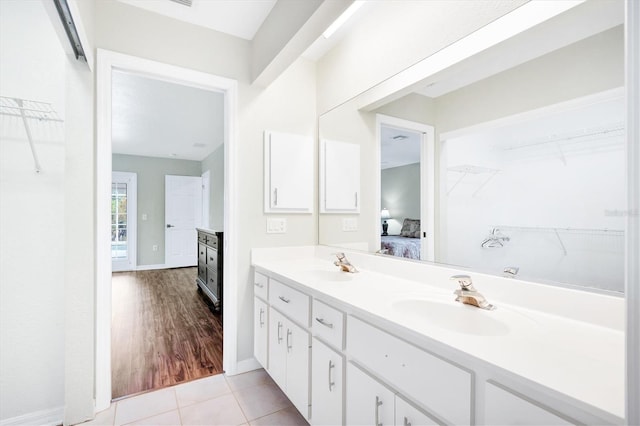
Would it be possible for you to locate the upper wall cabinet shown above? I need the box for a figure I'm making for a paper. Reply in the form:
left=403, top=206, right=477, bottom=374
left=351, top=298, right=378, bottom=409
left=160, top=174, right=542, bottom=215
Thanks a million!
left=264, top=130, right=313, bottom=213
left=320, top=139, right=360, bottom=213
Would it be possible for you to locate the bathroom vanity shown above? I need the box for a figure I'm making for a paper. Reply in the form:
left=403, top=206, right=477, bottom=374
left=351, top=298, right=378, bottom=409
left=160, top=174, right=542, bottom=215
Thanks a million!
left=251, top=246, right=624, bottom=425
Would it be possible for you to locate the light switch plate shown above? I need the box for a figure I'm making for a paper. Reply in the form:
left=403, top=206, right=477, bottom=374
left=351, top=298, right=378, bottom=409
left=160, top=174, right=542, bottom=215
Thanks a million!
left=342, top=218, right=358, bottom=232
left=267, top=218, right=287, bottom=234
left=142, top=213, right=148, bottom=220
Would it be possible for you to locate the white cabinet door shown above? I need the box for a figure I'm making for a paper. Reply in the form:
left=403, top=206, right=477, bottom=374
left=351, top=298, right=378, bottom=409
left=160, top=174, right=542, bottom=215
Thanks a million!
left=311, top=338, right=344, bottom=426
left=267, top=307, right=287, bottom=390
left=254, top=298, right=268, bottom=369
left=286, top=319, right=311, bottom=420
left=346, top=363, right=395, bottom=426
left=484, top=382, right=573, bottom=425
left=395, top=395, right=438, bottom=426
left=320, top=139, right=360, bottom=213
left=264, top=130, right=313, bottom=213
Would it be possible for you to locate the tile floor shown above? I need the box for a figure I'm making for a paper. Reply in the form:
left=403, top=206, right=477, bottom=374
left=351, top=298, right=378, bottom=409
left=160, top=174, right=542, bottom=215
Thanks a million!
left=80, top=369, right=309, bottom=426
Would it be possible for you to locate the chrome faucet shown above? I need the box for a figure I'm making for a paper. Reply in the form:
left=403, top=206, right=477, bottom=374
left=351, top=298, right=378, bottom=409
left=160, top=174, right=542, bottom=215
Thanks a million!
left=334, top=252, right=358, bottom=273
left=503, top=266, right=519, bottom=278
left=451, top=274, right=495, bottom=310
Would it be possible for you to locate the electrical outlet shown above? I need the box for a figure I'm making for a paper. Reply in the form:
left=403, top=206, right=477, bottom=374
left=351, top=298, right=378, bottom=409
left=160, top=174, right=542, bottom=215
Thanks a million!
left=142, top=213, right=148, bottom=221
left=343, top=218, right=358, bottom=232
left=267, top=218, right=287, bottom=234
left=152, top=245, right=158, bottom=251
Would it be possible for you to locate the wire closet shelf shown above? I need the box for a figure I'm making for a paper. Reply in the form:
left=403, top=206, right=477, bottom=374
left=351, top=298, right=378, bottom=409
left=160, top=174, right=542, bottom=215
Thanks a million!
left=0, top=96, right=63, bottom=173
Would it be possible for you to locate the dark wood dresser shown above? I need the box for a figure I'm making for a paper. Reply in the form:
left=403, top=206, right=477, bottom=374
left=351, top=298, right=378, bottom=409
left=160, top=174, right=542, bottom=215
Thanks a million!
left=196, top=228, right=223, bottom=312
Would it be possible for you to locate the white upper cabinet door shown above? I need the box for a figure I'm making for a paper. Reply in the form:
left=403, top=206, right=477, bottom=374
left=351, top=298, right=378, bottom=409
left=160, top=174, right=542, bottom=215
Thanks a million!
left=320, top=139, right=360, bottom=213
left=264, top=130, right=313, bottom=213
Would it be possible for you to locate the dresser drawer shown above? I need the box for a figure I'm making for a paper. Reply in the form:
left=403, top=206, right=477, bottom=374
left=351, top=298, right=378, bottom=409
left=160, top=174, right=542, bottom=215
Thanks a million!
left=206, top=246, right=218, bottom=269
left=254, top=272, right=268, bottom=300
left=197, top=264, right=206, bottom=282
left=198, top=232, right=207, bottom=243
left=312, top=299, right=344, bottom=350
left=347, top=316, right=471, bottom=425
left=269, top=279, right=310, bottom=327
left=198, top=243, right=206, bottom=264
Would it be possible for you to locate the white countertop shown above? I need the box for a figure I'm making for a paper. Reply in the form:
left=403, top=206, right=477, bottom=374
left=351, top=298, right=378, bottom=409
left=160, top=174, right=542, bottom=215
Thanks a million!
left=252, top=246, right=625, bottom=422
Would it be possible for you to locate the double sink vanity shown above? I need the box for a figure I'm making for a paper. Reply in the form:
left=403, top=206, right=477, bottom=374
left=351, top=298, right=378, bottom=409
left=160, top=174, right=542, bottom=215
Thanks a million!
left=251, top=246, right=624, bottom=425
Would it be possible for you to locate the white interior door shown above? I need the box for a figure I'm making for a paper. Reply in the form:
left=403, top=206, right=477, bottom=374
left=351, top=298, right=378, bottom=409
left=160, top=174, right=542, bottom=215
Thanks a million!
left=165, top=175, right=202, bottom=268
left=111, top=172, right=137, bottom=271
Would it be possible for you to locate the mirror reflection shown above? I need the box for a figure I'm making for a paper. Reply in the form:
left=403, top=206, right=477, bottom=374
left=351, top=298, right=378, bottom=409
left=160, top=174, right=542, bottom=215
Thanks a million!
left=318, top=1, right=625, bottom=293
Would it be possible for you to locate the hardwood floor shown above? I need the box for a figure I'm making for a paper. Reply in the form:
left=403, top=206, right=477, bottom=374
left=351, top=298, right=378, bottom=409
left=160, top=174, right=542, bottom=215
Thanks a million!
left=111, top=267, right=223, bottom=399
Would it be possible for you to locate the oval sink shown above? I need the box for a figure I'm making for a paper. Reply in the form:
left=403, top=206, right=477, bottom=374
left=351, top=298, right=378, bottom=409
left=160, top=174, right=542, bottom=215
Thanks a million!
left=391, top=298, right=512, bottom=336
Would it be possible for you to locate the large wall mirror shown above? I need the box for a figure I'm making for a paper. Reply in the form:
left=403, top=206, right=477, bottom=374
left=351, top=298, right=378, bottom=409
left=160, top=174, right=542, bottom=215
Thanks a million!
left=318, top=0, right=626, bottom=294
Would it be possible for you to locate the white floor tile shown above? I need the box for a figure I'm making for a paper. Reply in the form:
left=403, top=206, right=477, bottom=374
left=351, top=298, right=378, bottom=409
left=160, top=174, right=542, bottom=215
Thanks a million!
left=225, top=369, right=273, bottom=392
left=180, top=393, right=247, bottom=426
left=114, top=388, right=177, bottom=426
left=123, top=409, right=181, bottom=426
left=175, top=374, right=231, bottom=407
left=249, top=406, right=308, bottom=426
left=233, top=383, right=291, bottom=421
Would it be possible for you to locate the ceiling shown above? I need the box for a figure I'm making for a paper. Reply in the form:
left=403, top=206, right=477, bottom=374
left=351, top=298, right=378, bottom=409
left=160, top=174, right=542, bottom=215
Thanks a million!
left=381, top=125, right=421, bottom=170
left=111, top=70, right=224, bottom=161
left=116, top=0, right=276, bottom=40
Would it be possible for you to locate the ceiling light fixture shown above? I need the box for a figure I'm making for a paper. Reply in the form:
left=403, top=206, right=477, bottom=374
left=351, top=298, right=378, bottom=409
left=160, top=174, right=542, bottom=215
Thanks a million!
left=323, top=1, right=365, bottom=39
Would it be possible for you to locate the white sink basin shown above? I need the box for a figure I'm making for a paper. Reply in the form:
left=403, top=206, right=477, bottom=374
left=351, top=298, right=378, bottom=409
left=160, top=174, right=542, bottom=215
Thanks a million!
left=308, top=269, right=355, bottom=282
left=391, top=298, right=516, bottom=336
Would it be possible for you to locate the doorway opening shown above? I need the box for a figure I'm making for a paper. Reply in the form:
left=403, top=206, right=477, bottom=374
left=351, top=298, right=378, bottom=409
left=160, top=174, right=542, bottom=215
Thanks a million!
left=96, top=50, right=238, bottom=409
left=376, top=114, right=435, bottom=262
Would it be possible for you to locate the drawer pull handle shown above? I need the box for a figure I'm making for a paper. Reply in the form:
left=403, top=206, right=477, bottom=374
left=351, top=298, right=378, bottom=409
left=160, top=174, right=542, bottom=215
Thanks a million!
left=254, top=282, right=264, bottom=288
left=286, top=329, right=292, bottom=352
left=375, top=396, right=383, bottom=426
left=259, top=308, right=264, bottom=327
left=277, top=321, right=283, bottom=343
left=328, top=360, right=335, bottom=391
left=278, top=296, right=290, bottom=304
left=403, top=417, right=411, bottom=426
left=315, top=317, right=334, bottom=328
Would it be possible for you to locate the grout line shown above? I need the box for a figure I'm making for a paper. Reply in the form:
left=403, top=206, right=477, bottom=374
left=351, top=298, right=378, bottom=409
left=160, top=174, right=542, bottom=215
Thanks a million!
left=228, top=382, right=251, bottom=425
left=112, top=402, right=117, bottom=426
left=173, top=388, right=184, bottom=426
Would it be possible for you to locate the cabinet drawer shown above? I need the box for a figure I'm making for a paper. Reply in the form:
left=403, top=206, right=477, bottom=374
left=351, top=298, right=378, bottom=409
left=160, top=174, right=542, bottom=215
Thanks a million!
left=198, top=243, right=206, bottom=264
left=312, top=299, right=344, bottom=350
left=198, top=232, right=207, bottom=243
left=206, top=269, right=218, bottom=293
left=269, top=279, right=310, bottom=327
left=254, top=272, right=268, bottom=300
left=485, top=382, right=573, bottom=425
left=347, top=316, right=471, bottom=425
left=197, top=264, right=206, bottom=282
left=207, top=234, right=218, bottom=249
left=206, top=246, right=218, bottom=269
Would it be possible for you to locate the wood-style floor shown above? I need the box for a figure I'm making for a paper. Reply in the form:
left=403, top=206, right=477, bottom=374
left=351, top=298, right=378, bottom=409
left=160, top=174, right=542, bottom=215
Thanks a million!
left=111, top=267, right=223, bottom=399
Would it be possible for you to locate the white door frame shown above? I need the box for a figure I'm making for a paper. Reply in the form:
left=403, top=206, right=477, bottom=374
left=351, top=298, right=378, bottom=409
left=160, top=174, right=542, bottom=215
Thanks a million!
left=96, top=49, right=238, bottom=410
left=376, top=114, right=435, bottom=261
left=111, top=171, right=137, bottom=272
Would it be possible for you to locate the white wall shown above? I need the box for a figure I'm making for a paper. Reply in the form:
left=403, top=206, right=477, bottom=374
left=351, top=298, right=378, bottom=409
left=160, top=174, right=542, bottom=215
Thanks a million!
left=202, top=144, right=224, bottom=231
left=443, top=128, right=626, bottom=292
left=381, top=163, right=421, bottom=236
left=315, top=0, right=526, bottom=113
left=0, top=0, right=67, bottom=422
left=94, top=0, right=318, bottom=366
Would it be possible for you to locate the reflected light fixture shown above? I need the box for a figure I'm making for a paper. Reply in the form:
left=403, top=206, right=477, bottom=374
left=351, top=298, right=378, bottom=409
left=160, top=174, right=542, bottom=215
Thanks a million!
left=381, top=208, right=391, bottom=236
left=323, top=1, right=366, bottom=39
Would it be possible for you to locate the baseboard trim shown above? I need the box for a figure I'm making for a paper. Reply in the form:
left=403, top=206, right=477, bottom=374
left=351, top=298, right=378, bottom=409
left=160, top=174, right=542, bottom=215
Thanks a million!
left=233, top=358, right=262, bottom=375
left=0, top=406, right=64, bottom=426
left=135, top=264, right=167, bottom=271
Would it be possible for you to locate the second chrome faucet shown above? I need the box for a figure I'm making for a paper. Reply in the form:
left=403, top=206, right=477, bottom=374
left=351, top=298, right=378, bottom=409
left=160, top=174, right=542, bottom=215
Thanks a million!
left=334, top=252, right=358, bottom=273
left=451, top=274, right=495, bottom=310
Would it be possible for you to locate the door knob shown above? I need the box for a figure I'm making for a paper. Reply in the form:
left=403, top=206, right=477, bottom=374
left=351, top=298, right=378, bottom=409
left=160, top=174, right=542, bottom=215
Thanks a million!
left=166, top=224, right=175, bottom=228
